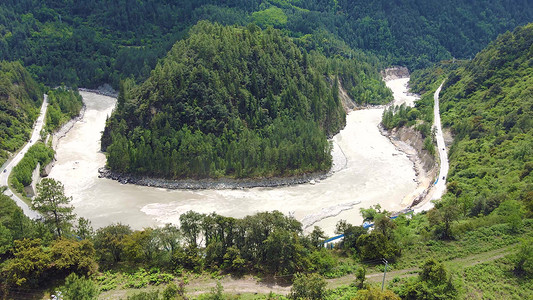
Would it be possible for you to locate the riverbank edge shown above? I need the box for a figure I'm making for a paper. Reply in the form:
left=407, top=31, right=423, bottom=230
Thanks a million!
left=94, top=83, right=352, bottom=190
left=379, top=124, right=438, bottom=208
left=79, top=85, right=118, bottom=98
left=98, top=167, right=331, bottom=190
left=40, top=100, right=88, bottom=178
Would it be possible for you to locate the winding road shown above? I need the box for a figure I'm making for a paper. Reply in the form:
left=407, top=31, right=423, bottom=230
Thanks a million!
left=415, top=81, right=448, bottom=212
left=0, top=95, right=48, bottom=219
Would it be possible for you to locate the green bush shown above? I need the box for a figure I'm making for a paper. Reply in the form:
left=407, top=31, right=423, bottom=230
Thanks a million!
left=60, top=273, right=98, bottom=300
left=11, top=142, right=54, bottom=188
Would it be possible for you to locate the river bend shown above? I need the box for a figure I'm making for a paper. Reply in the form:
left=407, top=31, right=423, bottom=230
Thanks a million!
left=49, top=78, right=418, bottom=235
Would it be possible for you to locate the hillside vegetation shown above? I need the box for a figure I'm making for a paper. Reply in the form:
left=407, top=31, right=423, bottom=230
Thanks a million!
left=10, top=142, right=54, bottom=193
left=45, top=87, right=83, bottom=133
left=102, top=22, right=391, bottom=179
left=0, top=61, right=42, bottom=166
left=0, top=1, right=531, bottom=88
left=438, top=23, right=533, bottom=218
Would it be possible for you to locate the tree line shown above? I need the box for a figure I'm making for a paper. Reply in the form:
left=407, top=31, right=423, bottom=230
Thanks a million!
left=409, top=23, right=532, bottom=227
left=1, top=177, right=530, bottom=299
left=10, top=142, right=54, bottom=193
left=45, top=87, right=83, bottom=132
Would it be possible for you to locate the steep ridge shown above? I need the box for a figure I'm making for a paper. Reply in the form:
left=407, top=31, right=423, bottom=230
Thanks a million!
left=1, top=1, right=532, bottom=87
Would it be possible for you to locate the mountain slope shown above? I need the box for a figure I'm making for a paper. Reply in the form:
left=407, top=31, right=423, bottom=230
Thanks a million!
left=1, top=1, right=532, bottom=87
left=0, top=61, right=42, bottom=166
left=297, top=0, right=533, bottom=68
left=101, top=22, right=391, bottom=179
left=438, top=23, right=533, bottom=216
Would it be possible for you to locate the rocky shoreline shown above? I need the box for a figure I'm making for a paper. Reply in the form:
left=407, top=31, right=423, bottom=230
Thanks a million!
left=381, top=66, right=410, bottom=81
left=378, top=124, right=437, bottom=208
left=98, top=167, right=330, bottom=190
left=79, top=85, right=347, bottom=190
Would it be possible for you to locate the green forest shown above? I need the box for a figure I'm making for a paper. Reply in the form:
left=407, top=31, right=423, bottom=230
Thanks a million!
left=0, top=0, right=531, bottom=88
left=0, top=61, right=42, bottom=166
left=0, top=175, right=530, bottom=299
left=0, top=0, right=532, bottom=299
left=405, top=24, right=533, bottom=224
left=438, top=23, right=533, bottom=220
left=45, top=87, right=83, bottom=133
left=10, top=142, right=54, bottom=193
left=102, top=22, right=391, bottom=178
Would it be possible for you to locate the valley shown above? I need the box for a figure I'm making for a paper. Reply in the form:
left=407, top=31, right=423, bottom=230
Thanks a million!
left=48, top=78, right=421, bottom=236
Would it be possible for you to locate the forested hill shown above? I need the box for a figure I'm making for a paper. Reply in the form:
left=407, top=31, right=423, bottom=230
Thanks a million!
left=434, top=23, right=532, bottom=217
left=101, top=22, right=390, bottom=179
left=298, top=0, right=533, bottom=68
left=0, top=61, right=42, bottom=166
left=1, top=1, right=532, bottom=88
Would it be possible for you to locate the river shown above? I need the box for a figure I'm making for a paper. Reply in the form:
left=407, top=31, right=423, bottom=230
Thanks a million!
left=48, top=78, right=418, bottom=235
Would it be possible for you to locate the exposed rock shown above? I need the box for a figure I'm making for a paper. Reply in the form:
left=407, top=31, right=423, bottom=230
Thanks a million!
left=41, top=159, right=54, bottom=177
left=381, top=66, right=410, bottom=81
left=388, top=126, right=435, bottom=173
left=380, top=125, right=437, bottom=207
left=24, top=163, right=41, bottom=198
left=79, top=84, right=118, bottom=98
left=338, top=79, right=356, bottom=112
left=52, top=106, right=86, bottom=149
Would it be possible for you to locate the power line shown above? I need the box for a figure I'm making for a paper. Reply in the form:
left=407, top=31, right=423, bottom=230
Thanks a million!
left=381, top=258, right=388, bottom=291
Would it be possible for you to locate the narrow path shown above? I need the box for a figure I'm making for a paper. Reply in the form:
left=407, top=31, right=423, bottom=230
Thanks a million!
left=415, top=81, right=447, bottom=212
left=0, top=95, right=48, bottom=219
left=180, top=245, right=516, bottom=296
left=432, top=81, right=449, bottom=200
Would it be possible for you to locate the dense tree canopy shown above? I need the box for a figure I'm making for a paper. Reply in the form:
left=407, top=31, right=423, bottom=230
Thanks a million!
left=32, top=178, right=76, bottom=238
left=45, top=87, right=83, bottom=132
left=102, top=22, right=391, bottom=179
left=11, top=142, right=54, bottom=193
left=0, top=61, right=42, bottom=166
left=400, top=24, right=533, bottom=244
left=0, top=1, right=531, bottom=88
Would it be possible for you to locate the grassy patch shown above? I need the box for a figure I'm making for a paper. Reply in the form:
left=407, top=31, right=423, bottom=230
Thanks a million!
left=393, top=221, right=531, bottom=270
left=460, top=256, right=532, bottom=299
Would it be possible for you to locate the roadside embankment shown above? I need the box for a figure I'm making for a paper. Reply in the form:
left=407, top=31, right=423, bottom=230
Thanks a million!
left=379, top=125, right=437, bottom=207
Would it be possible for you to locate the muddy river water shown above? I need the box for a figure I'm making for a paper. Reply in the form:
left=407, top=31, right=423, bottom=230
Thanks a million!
left=49, top=78, right=418, bottom=235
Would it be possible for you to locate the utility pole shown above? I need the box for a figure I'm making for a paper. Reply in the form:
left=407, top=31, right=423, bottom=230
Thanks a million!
left=381, top=258, right=388, bottom=291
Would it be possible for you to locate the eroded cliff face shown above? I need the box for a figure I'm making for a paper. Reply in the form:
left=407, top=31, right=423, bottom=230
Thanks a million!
left=380, top=124, right=438, bottom=208
left=338, top=79, right=357, bottom=112
left=391, top=126, right=435, bottom=173
left=381, top=67, right=410, bottom=81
